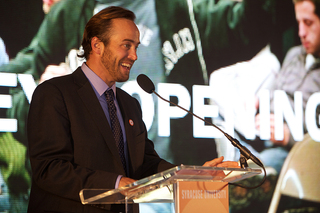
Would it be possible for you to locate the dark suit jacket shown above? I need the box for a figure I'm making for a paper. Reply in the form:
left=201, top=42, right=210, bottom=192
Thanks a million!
left=27, top=67, right=174, bottom=212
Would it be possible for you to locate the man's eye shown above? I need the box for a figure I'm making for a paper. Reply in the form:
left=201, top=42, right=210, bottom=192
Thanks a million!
left=305, top=20, right=313, bottom=26
left=124, top=44, right=131, bottom=49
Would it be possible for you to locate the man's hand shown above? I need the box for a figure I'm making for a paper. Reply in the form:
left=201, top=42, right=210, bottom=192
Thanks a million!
left=202, top=156, right=240, bottom=168
left=119, top=177, right=136, bottom=188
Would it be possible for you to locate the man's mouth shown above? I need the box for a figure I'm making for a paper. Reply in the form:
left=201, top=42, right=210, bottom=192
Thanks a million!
left=121, top=63, right=132, bottom=71
left=302, top=40, right=309, bottom=48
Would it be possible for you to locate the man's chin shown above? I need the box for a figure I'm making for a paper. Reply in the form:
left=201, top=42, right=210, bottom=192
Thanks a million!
left=303, top=46, right=313, bottom=55
left=117, top=75, right=130, bottom=83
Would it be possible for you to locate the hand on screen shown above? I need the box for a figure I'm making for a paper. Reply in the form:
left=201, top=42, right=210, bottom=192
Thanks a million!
left=40, top=63, right=72, bottom=84
left=255, top=113, right=290, bottom=146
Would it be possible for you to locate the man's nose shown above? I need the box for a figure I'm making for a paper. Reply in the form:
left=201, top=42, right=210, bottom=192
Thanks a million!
left=299, top=23, right=307, bottom=38
left=128, top=48, right=138, bottom=61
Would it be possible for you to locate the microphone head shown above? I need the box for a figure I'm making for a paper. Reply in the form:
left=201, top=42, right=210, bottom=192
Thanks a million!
left=137, top=74, right=155, bottom=94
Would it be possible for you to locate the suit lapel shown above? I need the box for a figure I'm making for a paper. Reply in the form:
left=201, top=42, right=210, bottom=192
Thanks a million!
left=116, top=89, right=138, bottom=174
left=72, top=68, right=125, bottom=172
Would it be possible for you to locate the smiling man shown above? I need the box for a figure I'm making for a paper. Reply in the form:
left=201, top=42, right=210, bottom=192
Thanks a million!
left=26, top=7, right=171, bottom=213
left=83, top=18, right=139, bottom=87
left=26, top=6, right=238, bottom=213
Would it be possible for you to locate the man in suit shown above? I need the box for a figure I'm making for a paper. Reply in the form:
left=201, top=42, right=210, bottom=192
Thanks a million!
left=27, top=6, right=238, bottom=212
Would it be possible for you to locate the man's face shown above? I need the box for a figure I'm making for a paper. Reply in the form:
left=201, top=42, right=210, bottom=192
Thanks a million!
left=101, top=18, right=140, bottom=84
left=295, top=1, right=320, bottom=57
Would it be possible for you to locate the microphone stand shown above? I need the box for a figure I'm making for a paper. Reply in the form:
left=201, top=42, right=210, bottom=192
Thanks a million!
left=152, top=89, right=261, bottom=169
left=240, top=154, right=249, bottom=168
left=137, top=74, right=266, bottom=188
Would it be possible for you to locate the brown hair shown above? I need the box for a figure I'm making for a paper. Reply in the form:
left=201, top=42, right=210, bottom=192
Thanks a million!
left=293, top=0, right=320, bottom=17
left=78, top=6, right=136, bottom=60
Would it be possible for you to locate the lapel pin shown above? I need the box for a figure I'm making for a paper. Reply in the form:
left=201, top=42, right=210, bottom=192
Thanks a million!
left=129, top=119, right=134, bottom=126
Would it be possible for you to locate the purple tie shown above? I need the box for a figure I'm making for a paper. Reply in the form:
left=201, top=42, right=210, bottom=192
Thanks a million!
left=105, top=89, right=127, bottom=173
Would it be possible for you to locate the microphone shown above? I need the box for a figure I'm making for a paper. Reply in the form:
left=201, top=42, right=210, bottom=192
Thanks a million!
left=136, top=74, right=264, bottom=168
left=137, top=74, right=155, bottom=94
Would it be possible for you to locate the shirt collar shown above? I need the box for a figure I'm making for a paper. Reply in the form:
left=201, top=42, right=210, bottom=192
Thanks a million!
left=305, top=54, right=315, bottom=70
left=305, top=52, right=320, bottom=70
left=81, top=63, right=116, bottom=97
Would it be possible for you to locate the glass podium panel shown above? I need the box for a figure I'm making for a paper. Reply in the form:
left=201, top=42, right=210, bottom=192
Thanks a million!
left=79, top=165, right=261, bottom=205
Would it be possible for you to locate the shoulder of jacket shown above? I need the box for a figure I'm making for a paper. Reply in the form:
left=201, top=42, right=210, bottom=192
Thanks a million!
left=285, top=45, right=305, bottom=59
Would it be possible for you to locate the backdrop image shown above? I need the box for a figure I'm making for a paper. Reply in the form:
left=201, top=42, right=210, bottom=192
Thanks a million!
left=0, top=0, right=319, bottom=212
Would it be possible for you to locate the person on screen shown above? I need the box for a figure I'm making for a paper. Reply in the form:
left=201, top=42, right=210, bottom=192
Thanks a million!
left=26, top=7, right=239, bottom=212
left=214, top=0, right=320, bottom=175
left=258, top=0, right=320, bottom=170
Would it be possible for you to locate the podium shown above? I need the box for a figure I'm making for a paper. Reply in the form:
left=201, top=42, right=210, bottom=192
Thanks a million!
left=80, top=165, right=261, bottom=213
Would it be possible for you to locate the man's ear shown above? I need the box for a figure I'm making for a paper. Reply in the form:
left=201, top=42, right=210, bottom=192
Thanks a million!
left=91, top=37, right=103, bottom=55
